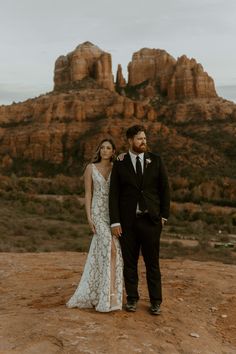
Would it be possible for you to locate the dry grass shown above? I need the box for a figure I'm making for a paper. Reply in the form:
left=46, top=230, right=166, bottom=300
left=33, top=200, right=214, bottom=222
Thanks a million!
left=0, top=188, right=236, bottom=264
left=0, top=194, right=92, bottom=252
left=160, top=239, right=236, bottom=264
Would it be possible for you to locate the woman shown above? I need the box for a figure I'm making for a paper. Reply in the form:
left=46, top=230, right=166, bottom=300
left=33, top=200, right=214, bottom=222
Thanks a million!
left=66, top=139, right=123, bottom=312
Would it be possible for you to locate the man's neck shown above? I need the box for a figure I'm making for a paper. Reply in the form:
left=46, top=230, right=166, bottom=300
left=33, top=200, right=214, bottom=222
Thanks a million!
left=129, top=149, right=144, bottom=156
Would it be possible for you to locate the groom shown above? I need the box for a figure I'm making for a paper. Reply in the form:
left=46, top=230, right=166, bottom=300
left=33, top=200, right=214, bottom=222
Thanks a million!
left=109, top=124, right=170, bottom=315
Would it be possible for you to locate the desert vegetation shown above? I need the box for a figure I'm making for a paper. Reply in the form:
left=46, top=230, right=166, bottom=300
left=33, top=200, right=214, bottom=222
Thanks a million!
left=0, top=174, right=235, bottom=263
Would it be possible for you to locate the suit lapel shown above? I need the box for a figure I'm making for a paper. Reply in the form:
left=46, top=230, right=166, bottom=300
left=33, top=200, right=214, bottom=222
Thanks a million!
left=124, top=152, right=151, bottom=188
left=124, top=152, right=135, bottom=175
left=124, top=152, right=140, bottom=187
left=142, top=152, right=151, bottom=185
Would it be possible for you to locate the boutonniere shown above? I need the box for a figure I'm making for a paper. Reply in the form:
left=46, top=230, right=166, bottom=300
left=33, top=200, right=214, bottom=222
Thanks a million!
left=117, top=153, right=127, bottom=161
left=145, top=158, right=152, bottom=167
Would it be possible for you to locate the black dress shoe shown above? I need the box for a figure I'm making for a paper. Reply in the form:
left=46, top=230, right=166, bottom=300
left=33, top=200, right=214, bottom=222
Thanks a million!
left=125, top=301, right=137, bottom=312
left=149, top=303, right=161, bottom=315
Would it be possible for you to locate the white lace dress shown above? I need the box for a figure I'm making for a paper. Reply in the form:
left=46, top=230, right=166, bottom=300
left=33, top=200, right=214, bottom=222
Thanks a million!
left=66, top=164, right=123, bottom=312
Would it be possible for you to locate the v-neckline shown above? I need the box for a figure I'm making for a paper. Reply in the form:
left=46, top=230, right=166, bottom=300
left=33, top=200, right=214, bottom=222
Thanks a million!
left=92, top=163, right=111, bottom=182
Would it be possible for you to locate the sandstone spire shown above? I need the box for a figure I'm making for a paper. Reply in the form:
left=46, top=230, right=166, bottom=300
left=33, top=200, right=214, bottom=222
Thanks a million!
left=54, top=42, right=114, bottom=91
left=116, top=64, right=126, bottom=88
left=127, top=48, right=217, bottom=100
left=167, top=55, right=217, bottom=100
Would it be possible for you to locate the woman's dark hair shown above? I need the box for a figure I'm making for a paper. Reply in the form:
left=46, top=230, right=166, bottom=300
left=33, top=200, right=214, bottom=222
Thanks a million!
left=91, top=138, right=116, bottom=163
left=126, top=125, right=146, bottom=139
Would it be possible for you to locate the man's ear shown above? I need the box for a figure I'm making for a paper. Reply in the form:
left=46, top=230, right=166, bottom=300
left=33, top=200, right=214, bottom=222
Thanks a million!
left=128, top=138, right=133, bottom=146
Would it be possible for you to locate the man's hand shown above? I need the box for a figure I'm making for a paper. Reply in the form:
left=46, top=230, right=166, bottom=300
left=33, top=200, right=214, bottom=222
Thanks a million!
left=111, top=225, right=122, bottom=238
left=161, top=218, right=167, bottom=227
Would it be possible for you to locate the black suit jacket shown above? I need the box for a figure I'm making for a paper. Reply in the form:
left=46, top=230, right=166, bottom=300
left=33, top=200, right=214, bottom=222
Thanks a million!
left=109, top=152, right=170, bottom=227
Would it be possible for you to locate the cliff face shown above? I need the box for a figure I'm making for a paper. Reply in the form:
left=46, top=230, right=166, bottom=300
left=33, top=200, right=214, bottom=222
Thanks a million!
left=0, top=89, right=157, bottom=170
left=54, top=42, right=114, bottom=91
left=0, top=42, right=236, bottom=176
left=128, top=48, right=176, bottom=96
left=167, top=55, right=217, bottom=100
left=127, top=49, right=217, bottom=100
left=116, top=64, right=126, bottom=89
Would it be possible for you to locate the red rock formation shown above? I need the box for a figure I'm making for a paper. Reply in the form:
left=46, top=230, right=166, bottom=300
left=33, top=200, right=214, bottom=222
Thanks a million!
left=0, top=88, right=154, bottom=169
left=128, top=48, right=176, bottom=94
left=0, top=42, right=235, bottom=176
left=116, top=64, right=126, bottom=88
left=127, top=49, right=217, bottom=100
left=168, top=56, right=217, bottom=100
left=156, top=98, right=236, bottom=123
left=54, top=42, right=114, bottom=91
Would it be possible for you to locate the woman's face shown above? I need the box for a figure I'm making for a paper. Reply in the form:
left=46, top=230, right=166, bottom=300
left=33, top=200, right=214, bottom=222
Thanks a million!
left=99, top=141, right=114, bottom=161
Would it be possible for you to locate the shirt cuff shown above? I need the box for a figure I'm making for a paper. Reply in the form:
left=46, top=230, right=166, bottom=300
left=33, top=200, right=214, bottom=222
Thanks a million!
left=111, top=223, right=121, bottom=228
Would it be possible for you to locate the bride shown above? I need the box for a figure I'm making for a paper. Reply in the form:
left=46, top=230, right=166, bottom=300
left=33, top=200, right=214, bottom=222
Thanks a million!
left=66, top=139, right=123, bottom=312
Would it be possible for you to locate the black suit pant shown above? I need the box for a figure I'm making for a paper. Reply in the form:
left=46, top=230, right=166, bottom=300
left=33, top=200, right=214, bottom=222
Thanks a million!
left=120, top=214, right=162, bottom=305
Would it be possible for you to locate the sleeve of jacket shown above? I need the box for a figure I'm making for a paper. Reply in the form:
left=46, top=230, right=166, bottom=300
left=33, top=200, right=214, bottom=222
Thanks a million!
left=109, top=160, right=121, bottom=224
left=158, top=156, right=170, bottom=219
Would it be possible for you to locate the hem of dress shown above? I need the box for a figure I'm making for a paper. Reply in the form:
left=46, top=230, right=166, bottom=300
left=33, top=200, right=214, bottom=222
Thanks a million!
left=95, top=305, right=122, bottom=312
left=66, top=302, right=122, bottom=312
left=66, top=302, right=94, bottom=309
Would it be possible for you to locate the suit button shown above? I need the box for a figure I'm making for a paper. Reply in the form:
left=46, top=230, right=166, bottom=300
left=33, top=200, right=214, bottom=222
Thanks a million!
left=141, top=190, right=143, bottom=193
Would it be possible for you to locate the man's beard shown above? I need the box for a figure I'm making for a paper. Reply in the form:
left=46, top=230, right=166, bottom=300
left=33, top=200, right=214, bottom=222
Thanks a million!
left=132, top=143, right=147, bottom=153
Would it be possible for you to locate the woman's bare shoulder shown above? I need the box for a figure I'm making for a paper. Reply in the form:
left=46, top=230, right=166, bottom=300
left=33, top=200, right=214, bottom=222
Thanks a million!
left=84, top=163, right=93, bottom=175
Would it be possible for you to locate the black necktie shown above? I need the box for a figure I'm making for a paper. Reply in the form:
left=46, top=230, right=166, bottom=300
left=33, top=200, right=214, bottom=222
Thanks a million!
left=136, top=156, right=146, bottom=211
left=136, top=156, right=143, bottom=185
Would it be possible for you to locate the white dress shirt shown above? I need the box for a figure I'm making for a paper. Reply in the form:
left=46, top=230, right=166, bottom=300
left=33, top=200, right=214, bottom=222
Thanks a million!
left=129, top=150, right=144, bottom=173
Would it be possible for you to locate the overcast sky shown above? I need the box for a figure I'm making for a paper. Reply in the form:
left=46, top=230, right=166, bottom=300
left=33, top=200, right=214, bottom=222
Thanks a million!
left=0, top=0, right=236, bottom=104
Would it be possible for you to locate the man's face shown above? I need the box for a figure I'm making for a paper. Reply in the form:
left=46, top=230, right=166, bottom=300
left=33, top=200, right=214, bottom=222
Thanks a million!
left=129, top=131, right=147, bottom=153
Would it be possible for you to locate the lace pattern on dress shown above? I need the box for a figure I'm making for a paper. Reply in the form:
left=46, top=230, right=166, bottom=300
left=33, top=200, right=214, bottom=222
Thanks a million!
left=66, top=164, right=123, bottom=312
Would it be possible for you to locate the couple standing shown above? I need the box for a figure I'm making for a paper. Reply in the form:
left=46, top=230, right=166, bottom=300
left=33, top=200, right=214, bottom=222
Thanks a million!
left=67, top=125, right=170, bottom=315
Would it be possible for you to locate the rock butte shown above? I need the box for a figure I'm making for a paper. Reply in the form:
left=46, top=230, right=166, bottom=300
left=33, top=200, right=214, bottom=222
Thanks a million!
left=0, top=41, right=235, bottom=174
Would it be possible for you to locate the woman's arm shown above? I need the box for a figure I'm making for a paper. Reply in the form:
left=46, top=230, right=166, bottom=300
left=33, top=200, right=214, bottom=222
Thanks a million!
left=84, top=164, right=96, bottom=233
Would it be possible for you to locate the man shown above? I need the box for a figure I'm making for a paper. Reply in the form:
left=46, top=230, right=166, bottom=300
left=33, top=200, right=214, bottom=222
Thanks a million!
left=109, top=124, right=170, bottom=315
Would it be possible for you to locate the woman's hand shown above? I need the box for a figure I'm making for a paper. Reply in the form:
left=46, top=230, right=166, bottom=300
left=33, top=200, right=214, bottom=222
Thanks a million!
left=88, top=218, right=96, bottom=234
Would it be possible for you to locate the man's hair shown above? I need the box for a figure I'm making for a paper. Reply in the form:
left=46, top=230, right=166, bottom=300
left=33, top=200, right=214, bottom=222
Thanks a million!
left=126, top=125, right=146, bottom=139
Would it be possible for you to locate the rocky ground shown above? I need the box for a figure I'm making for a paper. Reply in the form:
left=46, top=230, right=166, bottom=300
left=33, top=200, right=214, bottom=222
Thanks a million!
left=0, top=252, right=236, bottom=354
